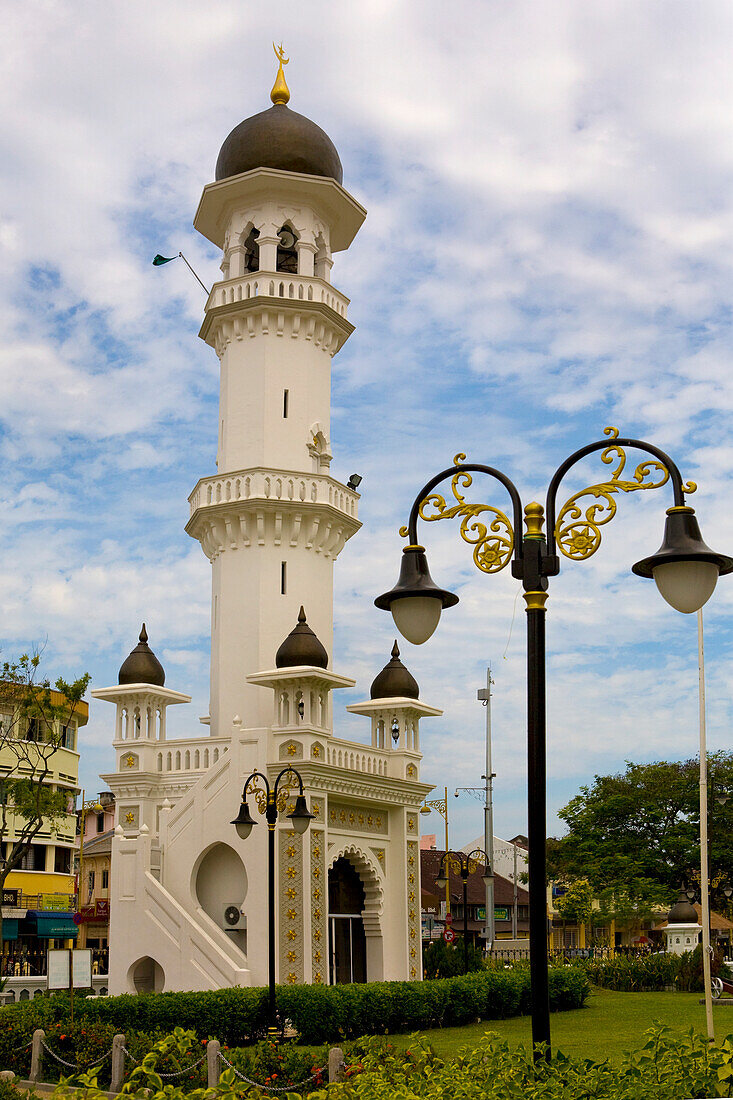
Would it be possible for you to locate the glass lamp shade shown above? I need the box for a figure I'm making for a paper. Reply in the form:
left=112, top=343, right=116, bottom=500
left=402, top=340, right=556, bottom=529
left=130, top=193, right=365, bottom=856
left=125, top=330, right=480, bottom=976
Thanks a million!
left=482, top=869, right=494, bottom=885
left=287, top=794, right=315, bottom=835
left=391, top=596, right=443, bottom=645
left=231, top=801, right=256, bottom=840
left=375, top=545, right=458, bottom=645
left=434, top=873, right=448, bottom=892
left=632, top=506, right=733, bottom=613
left=420, top=805, right=432, bottom=816
left=653, top=560, right=719, bottom=614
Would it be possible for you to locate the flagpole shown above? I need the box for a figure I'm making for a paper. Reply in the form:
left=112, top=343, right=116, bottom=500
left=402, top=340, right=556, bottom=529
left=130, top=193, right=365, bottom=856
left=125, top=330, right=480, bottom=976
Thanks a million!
left=178, top=252, right=210, bottom=295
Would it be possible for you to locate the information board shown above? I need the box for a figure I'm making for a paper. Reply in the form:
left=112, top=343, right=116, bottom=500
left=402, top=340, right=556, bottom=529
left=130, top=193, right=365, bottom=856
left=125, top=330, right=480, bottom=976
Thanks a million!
left=48, top=949, right=71, bottom=990
left=72, top=949, right=92, bottom=988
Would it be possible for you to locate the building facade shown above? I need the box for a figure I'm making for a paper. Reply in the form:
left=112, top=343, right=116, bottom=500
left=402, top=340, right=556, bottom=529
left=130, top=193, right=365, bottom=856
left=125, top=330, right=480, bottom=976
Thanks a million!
left=1, top=691, right=87, bottom=972
left=94, top=62, right=438, bottom=995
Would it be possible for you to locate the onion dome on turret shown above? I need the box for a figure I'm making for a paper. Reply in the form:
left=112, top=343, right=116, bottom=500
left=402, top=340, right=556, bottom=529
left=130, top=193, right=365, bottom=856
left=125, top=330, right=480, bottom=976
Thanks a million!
left=370, top=641, right=419, bottom=700
left=667, top=891, right=699, bottom=924
left=215, top=44, right=343, bottom=184
left=275, top=607, right=329, bottom=669
left=118, top=624, right=166, bottom=687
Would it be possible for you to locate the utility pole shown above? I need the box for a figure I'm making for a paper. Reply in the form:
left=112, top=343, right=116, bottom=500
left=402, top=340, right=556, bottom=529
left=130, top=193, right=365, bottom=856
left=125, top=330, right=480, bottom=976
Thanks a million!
left=477, top=667, right=496, bottom=951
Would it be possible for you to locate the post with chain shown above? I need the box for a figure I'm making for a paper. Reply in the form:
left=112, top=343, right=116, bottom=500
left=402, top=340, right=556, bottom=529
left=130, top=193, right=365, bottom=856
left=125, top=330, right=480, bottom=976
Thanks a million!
left=30, top=1030, right=44, bottom=1084
left=110, top=1034, right=126, bottom=1093
left=328, top=1047, right=345, bottom=1083
left=206, top=1040, right=221, bottom=1087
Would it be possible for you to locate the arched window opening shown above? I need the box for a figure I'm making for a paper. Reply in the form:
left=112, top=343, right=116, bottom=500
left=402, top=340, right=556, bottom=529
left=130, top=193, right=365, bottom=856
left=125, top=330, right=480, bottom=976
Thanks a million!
left=276, top=224, right=299, bottom=274
left=244, top=227, right=260, bottom=273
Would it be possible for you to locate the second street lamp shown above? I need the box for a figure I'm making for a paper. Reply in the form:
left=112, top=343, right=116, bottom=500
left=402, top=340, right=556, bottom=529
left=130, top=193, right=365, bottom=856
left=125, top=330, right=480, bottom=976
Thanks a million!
left=376, top=427, right=732, bottom=1059
left=434, top=849, right=492, bottom=974
left=231, top=766, right=314, bottom=1036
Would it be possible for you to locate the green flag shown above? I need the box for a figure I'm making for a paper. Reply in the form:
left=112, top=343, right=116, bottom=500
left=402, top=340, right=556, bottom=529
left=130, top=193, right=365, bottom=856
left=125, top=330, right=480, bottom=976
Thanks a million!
left=152, top=254, right=176, bottom=266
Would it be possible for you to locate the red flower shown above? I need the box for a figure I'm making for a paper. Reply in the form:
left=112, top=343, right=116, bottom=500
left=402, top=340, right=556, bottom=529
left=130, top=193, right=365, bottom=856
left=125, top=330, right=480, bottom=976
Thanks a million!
left=60, top=1035, right=66, bottom=1041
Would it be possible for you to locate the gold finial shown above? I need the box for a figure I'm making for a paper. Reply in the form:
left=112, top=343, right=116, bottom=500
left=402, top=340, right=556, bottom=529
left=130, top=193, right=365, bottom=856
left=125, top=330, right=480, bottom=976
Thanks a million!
left=271, top=42, right=290, bottom=105
left=523, top=502, right=545, bottom=539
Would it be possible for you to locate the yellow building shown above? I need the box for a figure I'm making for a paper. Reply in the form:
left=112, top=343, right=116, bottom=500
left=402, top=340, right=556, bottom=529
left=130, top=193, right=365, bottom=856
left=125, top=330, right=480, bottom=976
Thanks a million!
left=1, top=690, right=87, bottom=963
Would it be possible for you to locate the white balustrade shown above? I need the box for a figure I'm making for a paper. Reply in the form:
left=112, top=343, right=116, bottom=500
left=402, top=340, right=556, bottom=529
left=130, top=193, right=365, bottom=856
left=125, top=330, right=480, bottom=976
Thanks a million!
left=208, top=273, right=349, bottom=318
left=189, top=469, right=359, bottom=520
left=326, top=739, right=390, bottom=777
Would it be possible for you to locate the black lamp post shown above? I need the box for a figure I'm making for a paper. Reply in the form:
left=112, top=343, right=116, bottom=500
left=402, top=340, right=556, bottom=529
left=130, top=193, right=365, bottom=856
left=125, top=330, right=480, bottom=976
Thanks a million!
left=376, top=428, right=732, bottom=1060
left=231, top=766, right=314, bottom=1037
left=434, top=849, right=492, bottom=974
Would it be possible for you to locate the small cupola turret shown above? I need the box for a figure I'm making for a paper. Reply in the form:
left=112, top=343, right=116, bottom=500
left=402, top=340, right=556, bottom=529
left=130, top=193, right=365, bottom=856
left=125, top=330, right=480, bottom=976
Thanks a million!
left=370, top=642, right=419, bottom=700
left=118, top=624, right=166, bottom=687
left=275, top=607, right=329, bottom=669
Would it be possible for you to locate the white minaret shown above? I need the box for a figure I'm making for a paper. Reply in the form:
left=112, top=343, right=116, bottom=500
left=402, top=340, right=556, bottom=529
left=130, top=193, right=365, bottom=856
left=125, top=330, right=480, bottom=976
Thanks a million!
left=187, top=57, right=366, bottom=735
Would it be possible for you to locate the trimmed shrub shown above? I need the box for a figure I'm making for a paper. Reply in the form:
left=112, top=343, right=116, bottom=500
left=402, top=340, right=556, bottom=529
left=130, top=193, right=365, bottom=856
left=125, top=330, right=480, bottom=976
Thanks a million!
left=0, top=967, right=588, bottom=1050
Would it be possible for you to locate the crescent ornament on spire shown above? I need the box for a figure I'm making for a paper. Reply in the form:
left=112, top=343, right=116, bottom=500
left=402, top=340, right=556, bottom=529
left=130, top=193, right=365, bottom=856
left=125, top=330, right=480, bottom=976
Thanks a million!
left=271, top=42, right=290, bottom=105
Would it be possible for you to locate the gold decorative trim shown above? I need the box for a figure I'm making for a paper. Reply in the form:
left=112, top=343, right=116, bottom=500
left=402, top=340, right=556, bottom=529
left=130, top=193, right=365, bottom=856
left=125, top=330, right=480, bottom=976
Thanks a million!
left=271, top=43, right=290, bottom=105
left=279, top=828, right=303, bottom=984
left=523, top=502, right=545, bottom=539
left=523, top=591, right=548, bottom=612
left=310, top=829, right=327, bottom=983
left=554, top=427, right=695, bottom=561
left=399, top=454, right=513, bottom=574
left=407, top=840, right=420, bottom=979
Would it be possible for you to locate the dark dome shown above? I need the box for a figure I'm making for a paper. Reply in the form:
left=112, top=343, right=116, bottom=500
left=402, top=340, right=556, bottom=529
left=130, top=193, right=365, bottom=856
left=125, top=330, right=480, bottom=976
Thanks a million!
left=215, top=104, right=343, bottom=184
left=667, top=893, right=699, bottom=925
left=118, top=624, right=165, bottom=687
left=276, top=607, right=328, bottom=669
left=370, top=641, right=419, bottom=700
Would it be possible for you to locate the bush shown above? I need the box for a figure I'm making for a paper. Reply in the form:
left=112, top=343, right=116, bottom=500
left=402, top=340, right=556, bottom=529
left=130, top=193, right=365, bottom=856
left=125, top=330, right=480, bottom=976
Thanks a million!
left=578, top=947, right=723, bottom=993
left=0, top=968, right=588, bottom=1051
left=48, top=1024, right=733, bottom=1100
left=422, top=939, right=484, bottom=978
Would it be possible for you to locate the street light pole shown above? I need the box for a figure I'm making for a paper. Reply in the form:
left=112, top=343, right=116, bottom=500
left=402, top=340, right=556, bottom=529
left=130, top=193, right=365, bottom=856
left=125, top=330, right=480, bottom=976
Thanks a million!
left=435, top=849, right=492, bottom=974
left=231, top=767, right=314, bottom=1036
left=421, top=789, right=450, bottom=916
left=477, top=668, right=496, bottom=951
left=376, top=428, right=732, bottom=1060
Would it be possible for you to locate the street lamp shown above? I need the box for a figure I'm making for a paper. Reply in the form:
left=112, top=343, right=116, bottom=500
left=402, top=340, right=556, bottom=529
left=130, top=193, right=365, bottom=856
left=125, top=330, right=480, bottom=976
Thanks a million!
left=434, top=849, right=492, bottom=974
left=420, top=789, right=450, bottom=914
left=76, top=790, right=104, bottom=913
left=231, top=766, right=314, bottom=1036
left=376, top=428, right=732, bottom=1059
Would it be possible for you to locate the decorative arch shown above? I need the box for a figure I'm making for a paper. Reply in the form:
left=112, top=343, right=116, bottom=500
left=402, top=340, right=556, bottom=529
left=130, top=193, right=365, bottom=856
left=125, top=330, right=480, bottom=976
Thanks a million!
left=327, top=843, right=384, bottom=982
left=327, top=842, right=384, bottom=935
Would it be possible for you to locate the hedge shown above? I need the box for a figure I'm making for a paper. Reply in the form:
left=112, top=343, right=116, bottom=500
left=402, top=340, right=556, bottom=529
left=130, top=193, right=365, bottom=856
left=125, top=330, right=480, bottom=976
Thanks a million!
left=577, top=946, right=723, bottom=993
left=0, top=968, right=589, bottom=1047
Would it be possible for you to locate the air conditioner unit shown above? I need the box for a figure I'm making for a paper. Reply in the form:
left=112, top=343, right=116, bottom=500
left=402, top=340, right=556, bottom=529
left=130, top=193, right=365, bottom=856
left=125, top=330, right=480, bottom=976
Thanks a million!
left=222, top=904, right=246, bottom=932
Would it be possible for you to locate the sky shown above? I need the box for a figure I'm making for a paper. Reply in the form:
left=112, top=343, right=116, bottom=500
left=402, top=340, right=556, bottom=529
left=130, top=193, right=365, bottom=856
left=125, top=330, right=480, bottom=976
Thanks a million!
left=1, top=0, right=733, bottom=848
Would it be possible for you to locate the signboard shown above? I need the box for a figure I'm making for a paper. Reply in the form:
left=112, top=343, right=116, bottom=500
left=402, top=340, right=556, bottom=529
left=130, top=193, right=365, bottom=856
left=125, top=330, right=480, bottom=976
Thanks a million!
left=2, top=888, right=19, bottom=907
left=494, top=906, right=510, bottom=921
left=48, top=949, right=71, bottom=990
left=95, top=899, right=110, bottom=919
left=477, top=906, right=486, bottom=921
left=72, top=949, right=92, bottom=988
left=42, top=894, right=71, bottom=912
left=443, top=927, right=456, bottom=944
left=47, top=949, right=93, bottom=990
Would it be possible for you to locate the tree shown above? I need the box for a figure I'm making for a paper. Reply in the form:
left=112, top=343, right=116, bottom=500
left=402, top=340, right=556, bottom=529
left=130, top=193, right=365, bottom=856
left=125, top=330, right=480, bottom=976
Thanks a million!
left=546, top=754, right=733, bottom=921
left=556, top=878, right=593, bottom=944
left=0, top=652, right=90, bottom=949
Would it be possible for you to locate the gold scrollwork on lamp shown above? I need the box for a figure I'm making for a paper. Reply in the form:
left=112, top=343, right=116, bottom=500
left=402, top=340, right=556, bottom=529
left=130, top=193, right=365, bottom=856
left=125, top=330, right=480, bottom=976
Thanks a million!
left=248, top=771, right=269, bottom=815
left=555, top=427, right=696, bottom=562
left=275, top=767, right=298, bottom=813
left=399, top=454, right=514, bottom=574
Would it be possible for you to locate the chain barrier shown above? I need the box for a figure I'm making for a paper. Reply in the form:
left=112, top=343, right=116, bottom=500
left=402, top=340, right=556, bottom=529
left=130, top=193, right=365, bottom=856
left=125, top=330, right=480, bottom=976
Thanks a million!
left=9, top=1039, right=34, bottom=1054
left=219, top=1051, right=328, bottom=1093
left=155, top=1053, right=208, bottom=1078
left=40, top=1039, right=112, bottom=1071
left=120, top=1047, right=207, bottom=1078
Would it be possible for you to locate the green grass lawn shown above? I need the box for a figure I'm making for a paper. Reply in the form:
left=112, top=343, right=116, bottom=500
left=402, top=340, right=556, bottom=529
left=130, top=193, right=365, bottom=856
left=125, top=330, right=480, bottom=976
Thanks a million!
left=388, top=988, right=733, bottom=1064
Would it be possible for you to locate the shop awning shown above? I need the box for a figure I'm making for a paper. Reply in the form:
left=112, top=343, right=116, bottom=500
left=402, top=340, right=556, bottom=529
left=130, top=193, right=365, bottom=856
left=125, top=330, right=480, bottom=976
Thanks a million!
left=25, top=913, right=78, bottom=939
left=1, top=919, right=18, bottom=941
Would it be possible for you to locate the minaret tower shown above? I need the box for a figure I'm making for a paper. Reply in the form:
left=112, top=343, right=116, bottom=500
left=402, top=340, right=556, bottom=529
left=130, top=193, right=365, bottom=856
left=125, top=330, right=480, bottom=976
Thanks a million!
left=187, top=49, right=366, bottom=734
